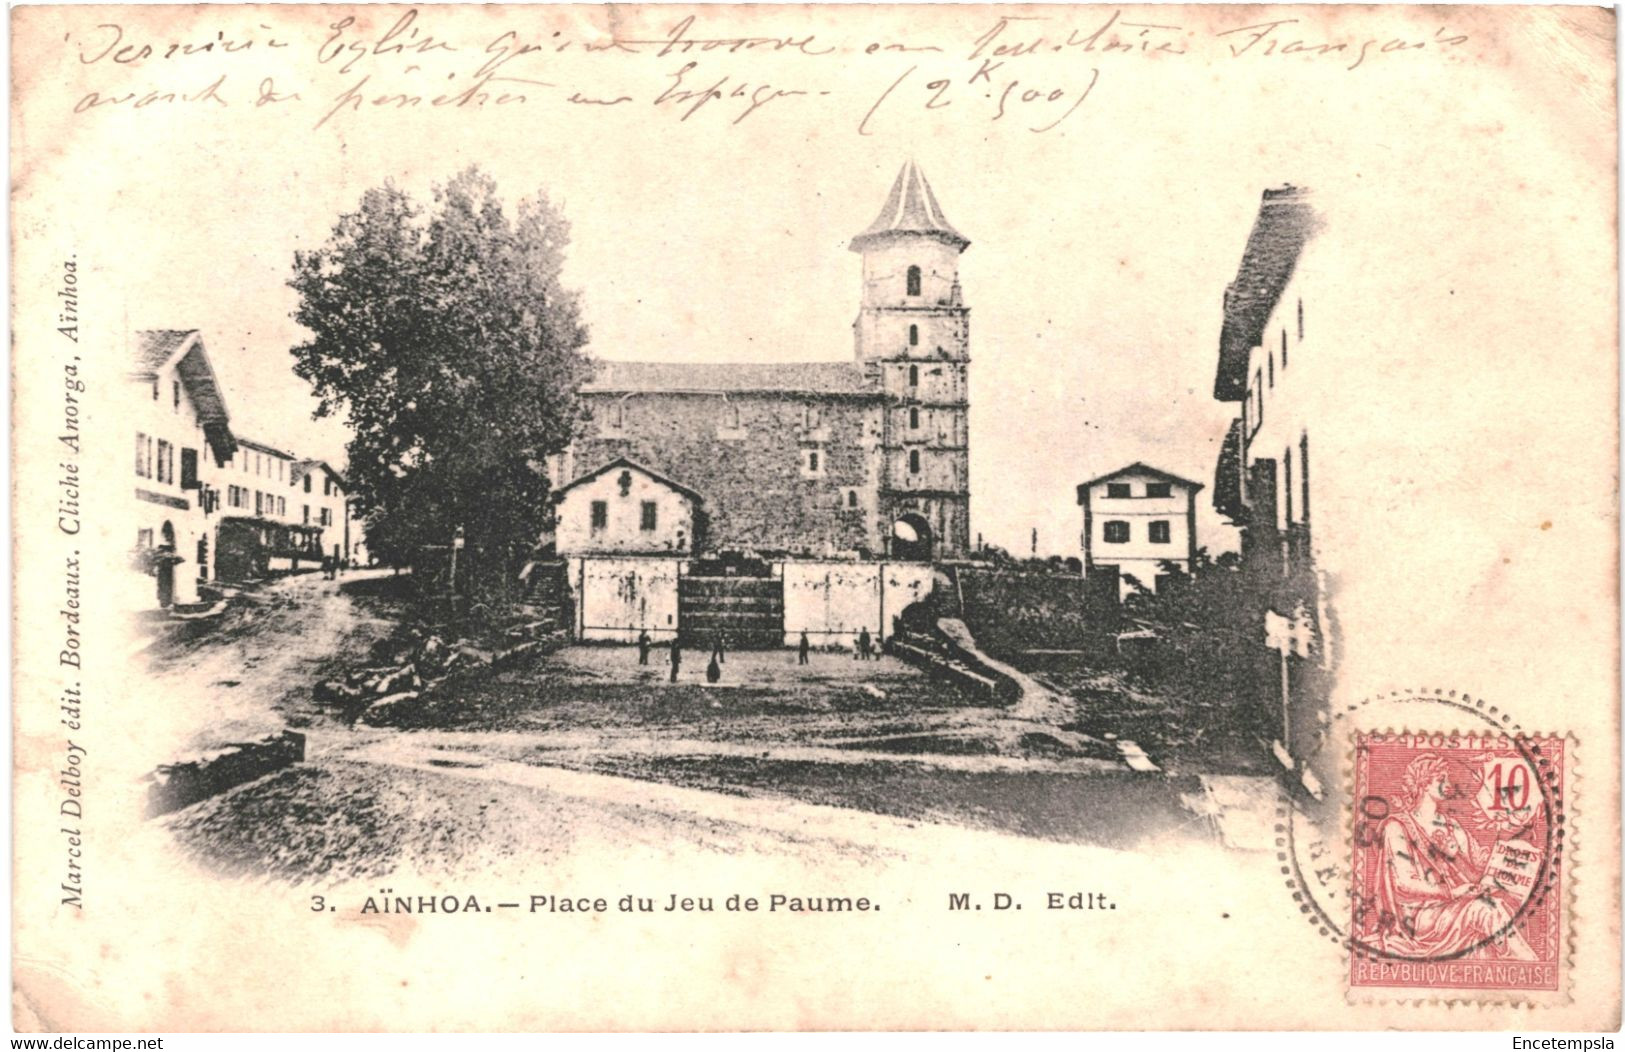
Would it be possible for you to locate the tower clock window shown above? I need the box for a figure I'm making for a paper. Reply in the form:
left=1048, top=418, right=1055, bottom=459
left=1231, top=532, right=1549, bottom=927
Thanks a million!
left=906, top=266, right=921, bottom=297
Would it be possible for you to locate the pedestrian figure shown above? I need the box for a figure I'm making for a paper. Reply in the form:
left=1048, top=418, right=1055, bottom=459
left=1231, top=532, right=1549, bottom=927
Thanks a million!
left=669, top=639, right=681, bottom=683
left=637, top=630, right=651, bottom=666
left=706, top=655, right=721, bottom=684
left=711, top=632, right=725, bottom=666
left=859, top=627, right=873, bottom=661
left=798, top=630, right=810, bottom=666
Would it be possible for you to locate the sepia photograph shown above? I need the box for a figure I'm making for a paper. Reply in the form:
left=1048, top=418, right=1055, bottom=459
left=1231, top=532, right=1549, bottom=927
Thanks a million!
left=10, top=2, right=1619, bottom=1034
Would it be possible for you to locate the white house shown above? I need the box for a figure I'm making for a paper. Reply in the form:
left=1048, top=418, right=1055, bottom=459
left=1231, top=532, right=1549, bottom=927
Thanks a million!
left=125, top=329, right=237, bottom=610
left=221, top=437, right=298, bottom=522
left=554, top=457, right=702, bottom=556
left=294, top=460, right=361, bottom=565
left=1211, top=185, right=1328, bottom=789
left=1077, top=463, right=1203, bottom=593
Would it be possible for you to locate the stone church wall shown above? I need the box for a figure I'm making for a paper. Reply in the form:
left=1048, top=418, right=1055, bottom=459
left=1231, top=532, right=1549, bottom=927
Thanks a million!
left=574, top=392, right=883, bottom=555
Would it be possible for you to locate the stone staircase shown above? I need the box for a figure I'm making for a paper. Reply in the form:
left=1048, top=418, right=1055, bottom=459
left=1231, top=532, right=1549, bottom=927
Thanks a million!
left=520, top=559, right=574, bottom=638
left=678, top=575, right=785, bottom=649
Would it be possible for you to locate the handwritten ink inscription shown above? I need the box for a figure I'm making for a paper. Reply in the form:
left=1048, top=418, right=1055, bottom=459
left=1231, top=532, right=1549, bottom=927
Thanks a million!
left=54, top=8, right=1473, bottom=134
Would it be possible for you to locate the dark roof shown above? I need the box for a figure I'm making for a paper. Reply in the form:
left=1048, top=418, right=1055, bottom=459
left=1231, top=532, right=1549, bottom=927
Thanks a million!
left=132, top=329, right=237, bottom=462
left=581, top=360, right=880, bottom=397
left=293, top=459, right=347, bottom=489
left=1076, top=462, right=1205, bottom=503
left=132, top=329, right=197, bottom=374
left=850, top=160, right=969, bottom=253
left=555, top=457, right=704, bottom=504
left=237, top=437, right=296, bottom=460
left=1215, top=186, right=1321, bottom=402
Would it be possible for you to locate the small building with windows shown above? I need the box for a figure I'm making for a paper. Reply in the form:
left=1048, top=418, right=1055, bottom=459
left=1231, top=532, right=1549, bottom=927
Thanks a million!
left=1076, top=463, right=1203, bottom=593
left=553, top=457, right=703, bottom=556
left=294, top=459, right=360, bottom=565
left=213, top=436, right=324, bottom=578
left=125, top=329, right=238, bottom=610
left=219, top=437, right=298, bottom=522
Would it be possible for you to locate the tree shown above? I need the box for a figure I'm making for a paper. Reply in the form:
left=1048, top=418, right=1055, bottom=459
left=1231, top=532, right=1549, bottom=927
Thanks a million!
left=289, top=167, right=591, bottom=585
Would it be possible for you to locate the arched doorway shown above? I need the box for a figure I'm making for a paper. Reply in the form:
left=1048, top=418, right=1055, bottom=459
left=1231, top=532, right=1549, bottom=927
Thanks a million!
left=156, top=521, right=177, bottom=607
left=891, top=513, right=933, bottom=562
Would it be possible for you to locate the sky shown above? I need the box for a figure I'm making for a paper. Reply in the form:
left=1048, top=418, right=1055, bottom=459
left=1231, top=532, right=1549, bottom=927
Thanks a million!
left=37, top=4, right=1523, bottom=557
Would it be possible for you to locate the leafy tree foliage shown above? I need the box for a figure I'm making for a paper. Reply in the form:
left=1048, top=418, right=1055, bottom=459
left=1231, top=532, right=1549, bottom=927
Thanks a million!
left=289, top=167, right=591, bottom=579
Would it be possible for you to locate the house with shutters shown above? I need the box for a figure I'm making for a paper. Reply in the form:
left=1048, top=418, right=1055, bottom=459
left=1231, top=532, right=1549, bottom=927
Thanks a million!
left=125, top=329, right=238, bottom=610
left=293, top=459, right=363, bottom=566
left=553, top=457, right=703, bottom=556
left=1076, top=463, right=1203, bottom=593
left=1210, top=184, right=1329, bottom=794
left=213, top=435, right=324, bottom=579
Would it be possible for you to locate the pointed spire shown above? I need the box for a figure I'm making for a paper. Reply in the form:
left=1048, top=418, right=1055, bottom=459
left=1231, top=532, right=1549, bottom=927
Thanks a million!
left=849, top=160, right=969, bottom=253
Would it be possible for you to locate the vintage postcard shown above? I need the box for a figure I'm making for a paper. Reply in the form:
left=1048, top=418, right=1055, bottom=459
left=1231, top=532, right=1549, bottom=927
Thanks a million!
left=10, top=2, right=1619, bottom=1033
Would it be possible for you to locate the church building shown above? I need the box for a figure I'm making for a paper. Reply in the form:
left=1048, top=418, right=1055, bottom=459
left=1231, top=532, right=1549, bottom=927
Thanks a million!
left=553, top=161, right=973, bottom=562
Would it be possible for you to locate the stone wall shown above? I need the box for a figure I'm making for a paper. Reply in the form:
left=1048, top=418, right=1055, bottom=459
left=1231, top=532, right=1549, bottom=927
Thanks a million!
left=575, top=391, right=882, bottom=555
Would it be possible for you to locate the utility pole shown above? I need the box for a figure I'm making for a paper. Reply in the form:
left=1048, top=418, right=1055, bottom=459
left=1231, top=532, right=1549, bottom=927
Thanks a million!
left=450, top=524, right=465, bottom=597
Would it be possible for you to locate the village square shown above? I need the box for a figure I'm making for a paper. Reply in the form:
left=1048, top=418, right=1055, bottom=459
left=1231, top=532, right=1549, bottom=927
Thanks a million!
left=128, top=162, right=1323, bottom=880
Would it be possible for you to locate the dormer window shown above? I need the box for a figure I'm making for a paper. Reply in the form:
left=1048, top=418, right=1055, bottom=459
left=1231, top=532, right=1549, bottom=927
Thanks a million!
left=906, top=266, right=921, bottom=297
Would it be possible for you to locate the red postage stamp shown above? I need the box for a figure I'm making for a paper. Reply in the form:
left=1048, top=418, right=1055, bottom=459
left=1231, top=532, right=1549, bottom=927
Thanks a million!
left=1348, top=731, right=1565, bottom=995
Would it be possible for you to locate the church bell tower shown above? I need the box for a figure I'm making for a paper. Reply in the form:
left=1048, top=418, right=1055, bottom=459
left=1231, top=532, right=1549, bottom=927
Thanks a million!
left=850, top=161, right=971, bottom=560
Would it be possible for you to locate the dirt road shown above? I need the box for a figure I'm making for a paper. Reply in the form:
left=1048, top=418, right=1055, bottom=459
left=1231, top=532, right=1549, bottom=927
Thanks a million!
left=139, top=568, right=406, bottom=760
